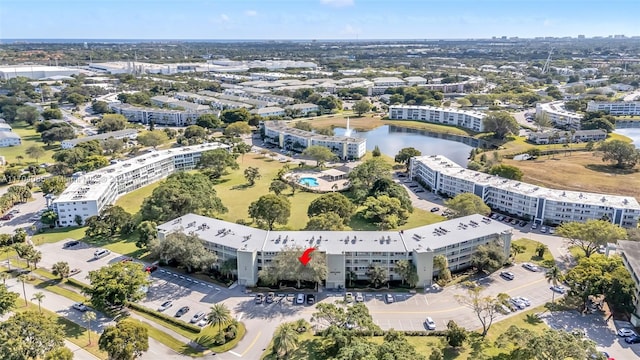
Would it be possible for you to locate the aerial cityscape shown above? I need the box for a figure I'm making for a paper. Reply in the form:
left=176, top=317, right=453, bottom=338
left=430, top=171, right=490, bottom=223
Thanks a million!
left=1, top=1, right=640, bottom=360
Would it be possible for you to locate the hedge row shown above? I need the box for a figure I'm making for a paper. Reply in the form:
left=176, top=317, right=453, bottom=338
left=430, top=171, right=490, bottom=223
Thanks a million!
left=127, top=302, right=202, bottom=334
left=66, top=278, right=91, bottom=292
left=315, top=329, right=447, bottom=337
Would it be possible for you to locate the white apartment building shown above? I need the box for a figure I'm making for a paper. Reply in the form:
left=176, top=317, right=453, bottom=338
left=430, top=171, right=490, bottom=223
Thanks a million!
left=410, top=155, right=640, bottom=228
left=536, top=101, right=583, bottom=130
left=527, top=129, right=607, bottom=145
left=110, top=103, right=206, bottom=126
left=52, top=143, right=229, bottom=226
left=285, top=103, right=320, bottom=116
left=587, top=101, right=640, bottom=116
left=61, top=129, right=139, bottom=149
left=389, top=105, right=486, bottom=132
left=157, top=213, right=513, bottom=288
left=0, top=131, right=21, bottom=147
left=404, top=76, right=428, bottom=86
left=0, top=123, right=12, bottom=132
left=250, top=107, right=286, bottom=118
left=617, top=241, right=640, bottom=326
left=263, top=120, right=366, bottom=160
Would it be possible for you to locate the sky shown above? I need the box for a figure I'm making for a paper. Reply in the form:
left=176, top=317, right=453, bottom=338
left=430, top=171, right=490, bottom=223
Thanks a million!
left=1, top=0, right=638, bottom=40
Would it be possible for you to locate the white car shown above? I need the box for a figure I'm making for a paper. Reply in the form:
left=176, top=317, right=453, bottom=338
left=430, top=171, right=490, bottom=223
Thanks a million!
left=550, top=285, right=566, bottom=294
left=618, top=328, right=638, bottom=337
left=425, top=317, right=436, bottom=330
left=500, top=271, right=515, bottom=280
left=72, top=303, right=88, bottom=312
left=385, top=294, right=394, bottom=304
left=158, top=300, right=173, bottom=312
left=522, top=263, right=539, bottom=272
left=513, top=296, right=531, bottom=306
left=355, top=293, right=364, bottom=302
left=296, top=294, right=305, bottom=305
left=510, top=298, right=526, bottom=310
left=540, top=226, right=548, bottom=233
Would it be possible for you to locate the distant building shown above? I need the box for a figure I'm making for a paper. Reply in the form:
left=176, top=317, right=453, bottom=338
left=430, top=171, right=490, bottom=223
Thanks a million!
left=60, top=129, right=139, bottom=149
left=262, top=120, right=366, bottom=160
left=587, top=101, right=640, bottom=116
left=157, top=213, right=513, bottom=288
left=389, top=105, right=485, bottom=132
left=0, top=131, right=21, bottom=147
left=617, top=240, right=640, bottom=326
left=535, top=101, right=583, bottom=130
left=250, top=107, right=286, bottom=118
left=410, top=155, right=640, bottom=228
left=110, top=103, right=208, bottom=126
left=0, top=65, right=80, bottom=80
left=52, top=142, right=229, bottom=226
left=527, top=129, right=607, bottom=144
left=285, top=103, right=320, bottom=116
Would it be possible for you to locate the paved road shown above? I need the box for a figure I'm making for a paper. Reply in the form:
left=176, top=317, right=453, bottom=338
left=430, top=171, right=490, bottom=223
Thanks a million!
left=0, top=192, right=47, bottom=235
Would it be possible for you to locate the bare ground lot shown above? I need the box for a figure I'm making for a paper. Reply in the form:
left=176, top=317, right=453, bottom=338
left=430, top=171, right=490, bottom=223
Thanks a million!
left=502, top=151, right=640, bottom=199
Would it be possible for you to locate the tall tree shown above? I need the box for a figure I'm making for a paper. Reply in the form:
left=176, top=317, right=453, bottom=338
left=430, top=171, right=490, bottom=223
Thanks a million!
left=44, top=347, right=74, bottom=360
left=136, top=130, right=168, bottom=149
left=362, top=195, right=410, bottom=230
left=394, top=147, right=422, bottom=167
left=207, top=303, right=232, bottom=335
left=196, top=114, right=222, bottom=129
left=470, top=243, right=507, bottom=273
left=482, top=111, right=519, bottom=139
left=224, top=122, right=252, bottom=137
left=269, top=180, right=288, bottom=195
left=488, top=164, right=524, bottom=180
left=598, top=140, right=640, bottom=169
left=248, top=194, right=291, bottom=230
left=305, top=213, right=346, bottom=231
left=545, top=265, right=563, bottom=303
left=0, top=311, right=65, bottom=360
left=244, top=166, right=261, bottom=186
left=302, top=145, right=337, bottom=167
left=98, top=320, right=149, bottom=360
left=496, top=325, right=600, bottom=360
left=135, top=221, right=157, bottom=249
left=433, top=255, right=452, bottom=283
left=183, top=125, right=207, bottom=140
left=25, top=145, right=45, bottom=163
left=15, top=106, right=40, bottom=125
left=83, top=311, right=96, bottom=345
left=197, top=148, right=239, bottom=179
left=150, top=232, right=217, bottom=273
left=258, top=245, right=328, bottom=289
left=41, top=176, right=67, bottom=195
left=445, top=193, right=491, bottom=218
left=366, top=265, right=388, bottom=288
left=96, top=114, right=128, bottom=133
left=394, top=259, right=418, bottom=287
left=455, top=285, right=500, bottom=338
left=31, top=292, right=45, bottom=313
left=272, top=322, right=300, bottom=359
left=307, top=193, right=356, bottom=225
left=557, top=220, right=627, bottom=258
left=0, top=284, right=18, bottom=316
left=348, top=158, right=392, bottom=202
left=85, top=262, right=150, bottom=310
left=52, top=261, right=70, bottom=279
left=353, top=99, right=372, bottom=116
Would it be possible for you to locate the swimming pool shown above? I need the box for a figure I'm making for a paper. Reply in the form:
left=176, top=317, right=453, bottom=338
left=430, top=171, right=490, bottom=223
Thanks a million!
left=299, top=177, right=320, bottom=187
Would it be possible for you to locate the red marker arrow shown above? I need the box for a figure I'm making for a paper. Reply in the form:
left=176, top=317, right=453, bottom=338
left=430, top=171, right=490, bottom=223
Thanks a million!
left=298, top=247, right=316, bottom=266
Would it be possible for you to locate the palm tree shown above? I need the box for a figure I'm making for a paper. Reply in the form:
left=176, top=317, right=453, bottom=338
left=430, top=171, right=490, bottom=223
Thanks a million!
left=31, top=292, right=45, bottom=313
left=272, top=322, right=299, bottom=359
left=0, top=271, right=9, bottom=285
left=545, top=265, right=563, bottom=303
left=28, top=250, right=42, bottom=270
left=17, top=274, right=28, bottom=307
left=52, top=261, right=70, bottom=279
left=366, top=265, right=388, bottom=288
left=83, top=311, right=96, bottom=345
left=207, top=303, right=232, bottom=335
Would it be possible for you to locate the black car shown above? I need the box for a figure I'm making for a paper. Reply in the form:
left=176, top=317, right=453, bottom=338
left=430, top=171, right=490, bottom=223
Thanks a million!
left=63, top=240, right=79, bottom=248
left=175, top=306, right=190, bottom=317
left=626, top=335, right=640, bottom=344
left=430, top=207, right=440, bottom=212
left=307, top=294, right=315, bottom=305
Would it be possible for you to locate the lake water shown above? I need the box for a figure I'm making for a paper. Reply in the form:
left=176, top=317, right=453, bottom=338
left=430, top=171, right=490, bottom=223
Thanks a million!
left=614, top=128, right=640, bottom=148
left=333, top=125, right=474, bottom=166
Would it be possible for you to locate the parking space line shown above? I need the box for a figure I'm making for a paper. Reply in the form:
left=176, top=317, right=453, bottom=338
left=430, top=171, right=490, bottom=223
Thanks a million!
left=423, top=296, right=429, bottom=305
left=207, top=285, right=213, bottom=288
left=172, top=273, right=178, bottom=277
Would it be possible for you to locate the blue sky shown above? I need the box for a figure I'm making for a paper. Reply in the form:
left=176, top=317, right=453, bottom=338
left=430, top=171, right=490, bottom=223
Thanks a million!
left=1, top=0, right=638, bottom=40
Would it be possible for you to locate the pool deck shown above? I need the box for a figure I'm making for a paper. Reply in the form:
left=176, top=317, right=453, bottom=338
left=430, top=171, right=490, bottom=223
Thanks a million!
left=284, top=170, right=351, bottom=193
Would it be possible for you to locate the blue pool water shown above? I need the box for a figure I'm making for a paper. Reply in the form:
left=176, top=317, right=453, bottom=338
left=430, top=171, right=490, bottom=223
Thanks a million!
left=299, top=177, right=320, bottom=187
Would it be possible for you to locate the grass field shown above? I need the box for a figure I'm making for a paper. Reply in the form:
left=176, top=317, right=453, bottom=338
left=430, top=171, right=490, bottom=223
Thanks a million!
left=0, top=121, right=58, bottom=165
left=502, top=151, right=640, bottom=199
left=512, top=238, right=555, bottom=267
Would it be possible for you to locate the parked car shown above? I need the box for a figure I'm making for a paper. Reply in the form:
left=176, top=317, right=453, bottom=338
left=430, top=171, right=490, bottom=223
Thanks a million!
left=510, top=298, right=526, bottom=310
left=617, top=328, right=638, bottom=337
left=190, top=311, right=206, bottom=324
left=307, top=294, right=315, bottom=305
left=355, top=293, right=364, bottom=302
left=175, top=306, right=190, bottom=317
left=497, top=215, right=505, bottom=221
left=69, top=268, right=81, bottom=276
left=93, top=249, right=110, bottom=260
left=548, top=227, right=555, bottom=234
left=255, top=293, right=264, bottom=304
left=63, top=240, right=79, bottom=248
left=425, top=317, right=436, bottom=330
left=158, top=301, right=173, bottom=312
left=510, top=219, right=518, bottom=225
left=522, top=263, right=539, bottom=272
left=490, top=213, right=499, bottom=219
left=500, top=271, right=515, bottom=280
left=625, top=335, right=640, bottom=344
left=266, top=292, right=275, bottom=304
left=1, top=214, right=14, bottom=220
left=540, top=226, right=548, bottom=233
left=296, top=294, right=305, bottom=305
left=430, top=207, right=440, bottom=212
left=197, top=316, right=209, bottom=327
left=72, top=303, right=88, bottom=312
left=145, top=264, right=158, bottom=273
left=385, top=294, right=394, bottom=304
left=531, top=223, right=538, bottom=230
left=344, top=292, right=354, bottom=303
left=550, top=285, right=566, bottom=294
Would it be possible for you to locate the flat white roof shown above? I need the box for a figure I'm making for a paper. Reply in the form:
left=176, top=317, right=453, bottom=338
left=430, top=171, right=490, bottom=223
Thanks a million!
left=157, top=213, right=512, bottom=254
left=0, top=131, right=20, bottom=139
left=53, top=142, right=228, bottom=203
left=390, top=104, right=486, bottom=119
left=414, top=155, right=640, bottom=210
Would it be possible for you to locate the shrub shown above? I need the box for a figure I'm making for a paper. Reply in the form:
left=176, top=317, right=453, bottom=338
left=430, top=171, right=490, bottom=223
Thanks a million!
left=215, top=332, right=226, bottom=345
left=225, top=331, right=236, bottom=341
left=127, top=302, right=201, bottom=333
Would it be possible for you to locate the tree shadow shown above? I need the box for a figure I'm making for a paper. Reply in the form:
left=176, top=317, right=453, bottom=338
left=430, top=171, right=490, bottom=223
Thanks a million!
left=584, top=163, right=637, bottom=175
left=231, top=183, right=252, bottom=190
left=525, top=313, right=543, bottom=325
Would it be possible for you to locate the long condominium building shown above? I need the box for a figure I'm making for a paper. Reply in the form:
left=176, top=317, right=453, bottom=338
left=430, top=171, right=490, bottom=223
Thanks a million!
left=587, top=101, right=640, bottom=116
left=263, top=120, right=366, bottom=160
left=157, top=213, right=513, bottom=288
left=110, top=103, right=210, bottom=126
left=535, top=101, right=583, bottom=130
left=389, top=105, right=486, bottom=132
left=410, top=155, right=640, bottom=228
left=52, top=143, right=228, bottom=226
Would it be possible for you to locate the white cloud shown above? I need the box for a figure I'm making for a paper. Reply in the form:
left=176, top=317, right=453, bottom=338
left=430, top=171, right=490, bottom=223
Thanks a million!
left=341, top=24, right=361, bottom=36
left=245, top=10, right=258, bottom=17
left=320, top=0, right=354, bottom=8
left=220, top=14, right=230, bottom=22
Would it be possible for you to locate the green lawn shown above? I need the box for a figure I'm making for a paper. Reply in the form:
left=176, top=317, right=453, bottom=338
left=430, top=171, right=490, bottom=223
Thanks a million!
left=115, top=182, right=161, bottom=214
left=512, top=238, right=555, bottom=267
left=1, top=121, right=59, bottom=165
left=31, top=227, right=86, bottom=246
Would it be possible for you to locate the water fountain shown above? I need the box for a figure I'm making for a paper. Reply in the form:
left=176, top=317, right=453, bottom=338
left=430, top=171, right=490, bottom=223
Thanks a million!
left=344, top=117, right=355, bottom=137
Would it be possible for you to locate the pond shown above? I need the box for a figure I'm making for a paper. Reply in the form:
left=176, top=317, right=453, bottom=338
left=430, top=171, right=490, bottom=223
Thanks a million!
left=333, top=125, right=479, bottom=166
left=614, top=128, right=640, bottom=148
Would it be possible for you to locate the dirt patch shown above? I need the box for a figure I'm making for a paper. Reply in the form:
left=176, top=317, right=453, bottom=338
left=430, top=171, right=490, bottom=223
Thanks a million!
left=502, top=151, right=640, bottom=199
